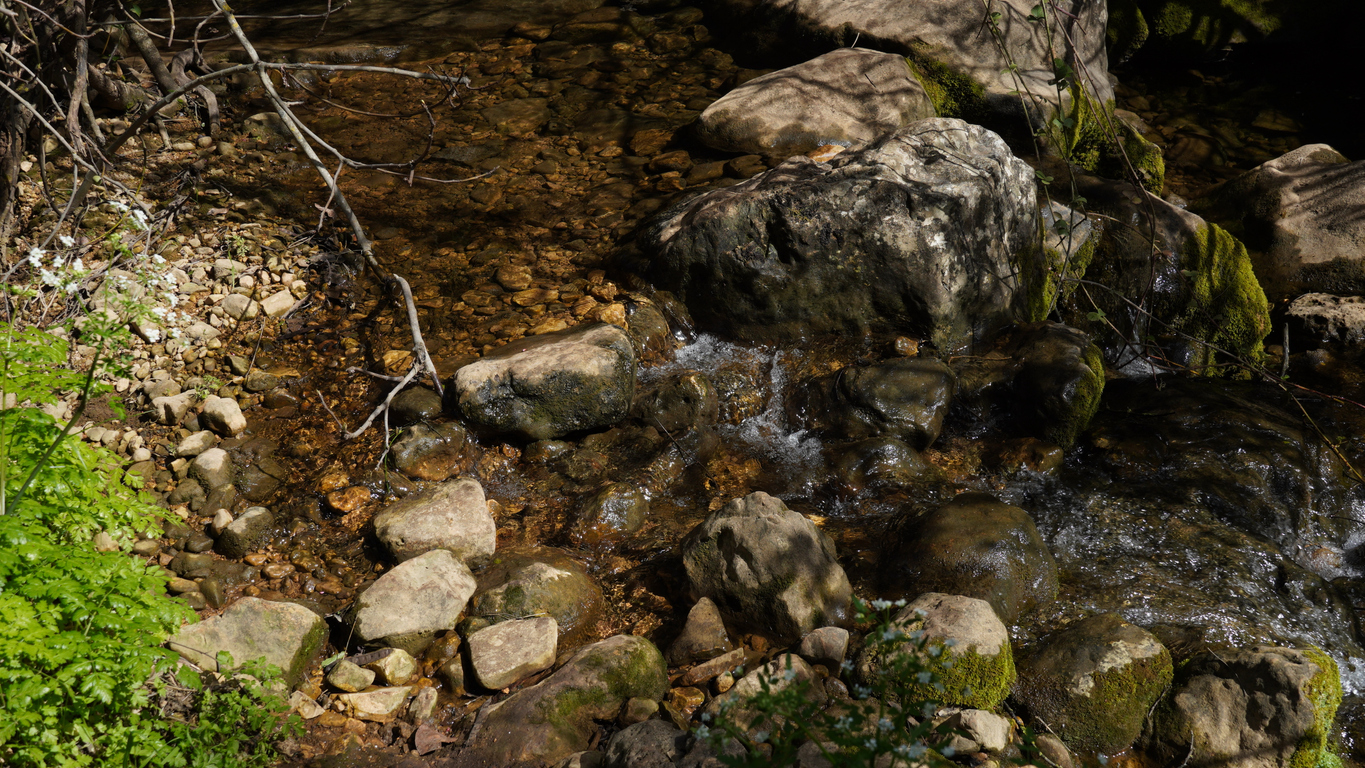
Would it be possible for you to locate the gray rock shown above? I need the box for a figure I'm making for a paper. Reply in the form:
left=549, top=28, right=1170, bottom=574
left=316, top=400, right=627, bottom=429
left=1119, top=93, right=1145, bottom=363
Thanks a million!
left=335, top=686, right=412, bottom=722
left=466, top=547, right=605, bottom=644
left=632, top=371, right=718, bottom=433
left=467, top=635, right=669, bottom=767
left=682, top=492, right=851, bottom=643
left=390, top=422, right=471, bottom=482
left=145, top=378, right=182, bottom=400
left=453, top=323, right=636, bottom=440
left=350, top=549, right=477, bottom=655
left=1287, top=293, right=1365, bottom=347
left=604, top=720, right=689, bottom=768
left=825, top=437, right=933, bottom=495
left=1194, top=145, right=1365, bottom=302
left=189, top=447, right=234, bottom=491
left=1016, top=614, right=1171, bottom=754
left=408, top=685, right=439, bottom=723
left=176, top=430, right=219, bottom=457
left=327, top=660, right=376, bottom=692
left=668, top=597, right=734, bottom=666
left=168, top=597, right=326, bottom=684
left=242, top=370, right=280, bottom=393
left=570, top=482, right=648, bottom=548
left=221, top=294, right=259, bottom=320
left=391, top=387, right=445, bottom=425
left=885, top=492, right=1058, bottom=623
left=166, top=478, right=205, bottom=508
left=798, top=626, right=848, bottom=668
left=789, top=358, right=954, bottom=449
left=214, top=506, right=275, bottom=558
left=200, top=396, right=247, bottom=436
left=1144, top=646, right=1341, bottom=768
left=954, top=709, right=1012, bottom=753
left=153, top=392, right=197, bottom=425
left=365, top=648, right=419, bottom=686
left=636, top=119, right=1038, bottom=351
left=260, top=290, right=295, bottom=318
left=469, top=617, right=559, bottom=691
left=697, top=48, right=934, bottom=159
left=373, top=477, right=495, bottom=564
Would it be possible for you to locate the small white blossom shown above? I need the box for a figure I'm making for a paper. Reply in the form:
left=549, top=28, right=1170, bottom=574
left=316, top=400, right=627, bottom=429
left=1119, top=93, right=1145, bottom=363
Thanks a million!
left=58, top=235, right=75, bottom=247
left=71, top=258, right=84, bottom=272
left=64, top=282, right=79, bottom=294
left=151, top=253, right=166, bottom=264
left=40, top=269, right=60, bottom=287
left=27, top=247, right=44, bottom=267
left=752, top=731, right=769, bottom=744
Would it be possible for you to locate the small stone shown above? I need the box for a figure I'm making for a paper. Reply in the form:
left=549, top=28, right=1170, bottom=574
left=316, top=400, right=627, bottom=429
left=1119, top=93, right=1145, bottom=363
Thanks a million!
left=211, top=508, right=233, bottom=536
left=200, top=396, right=247, bottom=436
left=153, top=392, right=197, bottom=425
left=327, top=486, right=372, bottom=513
left=243, top=370, right=281, bottom=393
left=496, top=264, right=533, bottom=291
left=327, top=660, right=377, bottom=692
left=799, top=627, right=849, bottom=668
left=131, top=539, right=161, bottom=557
left=131, top=447, right=153, bottom=462
left=227, top=355, right=251, bottom=376
left=182, top=591, right=207, bottom=610
left=168, top=577, right=199, bottom=594
left=215, top=506, right=275, bottom=559
left=468, top=617, right=559, bottom=691
left=714, top=671, right=734, bottom=693
left=260, top=290, right=295, bottom=317
left=365, top=648, right=418, bottom=686
left=389, top=387, right=444, bottom=425
left=679, top=647, right=745, bottom=687
left=407, top=686, right=439, bottom=724
left=290, top=690, right=325, bottom=719
left=221, top=294, right=259, bottom=320
left=335, top=686, right=412, bottom=722
left=618, top=697, right=658, bottom=726
left=189, top=447, right=234, bottom=490
left=668, top=597, right=734, bottom=665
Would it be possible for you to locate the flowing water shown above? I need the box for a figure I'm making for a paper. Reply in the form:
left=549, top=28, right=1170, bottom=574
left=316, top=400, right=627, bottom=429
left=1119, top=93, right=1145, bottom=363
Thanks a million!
left=158, top=0, right=1365, bottom=760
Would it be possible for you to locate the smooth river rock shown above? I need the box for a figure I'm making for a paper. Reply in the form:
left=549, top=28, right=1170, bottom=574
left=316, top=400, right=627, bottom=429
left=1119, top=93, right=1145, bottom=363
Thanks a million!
left=788, top=357, right=954, bottom=449
left=373, top=477, right=495, bottom=564
left=468, top=616, right=559, bottom=691
left=169, top=597, right=326, bottom=684
left=349, top=549, right=478, bottom=655
left=464, top=547, right=604, bottom=643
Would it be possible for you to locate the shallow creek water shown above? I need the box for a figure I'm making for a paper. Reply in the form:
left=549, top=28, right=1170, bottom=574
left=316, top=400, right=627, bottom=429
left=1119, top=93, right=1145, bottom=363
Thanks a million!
left=163, top=0, right=1365, bottom=760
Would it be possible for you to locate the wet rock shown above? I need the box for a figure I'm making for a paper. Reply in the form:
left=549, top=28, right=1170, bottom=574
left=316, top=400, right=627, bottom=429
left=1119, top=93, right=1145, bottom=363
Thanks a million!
left=327, top=660, right=376, bottom=692
left=234, top=455, right=287, bottom=502
left=826, top=437, right=934, bottom=494
left=604, top=720, right=689, bottom=768
left=335, top=686, right=411, bottom=722
left=482, top=97, right=551, bottom=134
left=176, top=430, right=219, bottom=457
left=1194, top=145, right=1365, bottom=302
left=200, top=396, right=247, bottom=436
left=390, top=386, right=444, bottom=425
left=570, top=482, right=648, bottom=547
left=679, top=647, right=744, bottom=687
left=408, top=686, right=438, bottom=724
left=349, top=549, right=478, bottom=655
left=552, top=7, right=652, bottom=45
left=1015, top=614, right=1172, bottom=754
left=706, top=0, right=1110, bottom=127
left=189, top=447, right=234, bottom=491
left=624, top=299, right=678, bottom=363
left=682, top=491, right=852, bottom=643
left=468, top=616, right=559, bottom=691
left=372, top=477, right=495, bottom=564
left=667, top=597, right=735, bottom=665
left=452, top=323, right=636, bottom=440
left=791, top=358, right=953, bottom=449
left=242, top=370, right=279, bottom=393
left=154, top=392, right=197, bottom=425
left=636, top=119, right=1038, bottom=350
left=365, top=648, right=418, bottom=686
left=215, top=506, right=275, bottom=559
left=1287, top=293, right=1365, bottom=347
left=857, top=593, right=1015, bottom=710
left=885, top=492, right=1058, bottom=623
left=466, top=635, right=668, bottom=766
left=466, top=547, right=604, bottom=643
left=697, top=48, right=934, bottom=159
left=1144, top=646, right=1341, bottom=768
left=390, top=422, right=472, bottom=481
left=799, top=626, right=848, bottom=668
left=167, top=478, right=205, bottom=509
left=633, top=370, right=718, bottom=433
left=168, top=597, right=326, bottom=684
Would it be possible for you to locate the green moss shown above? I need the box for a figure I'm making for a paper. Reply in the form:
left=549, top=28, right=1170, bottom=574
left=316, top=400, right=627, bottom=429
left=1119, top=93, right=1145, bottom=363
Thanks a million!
left=1044, top=342, right=1105, bottom=450
left=905, top=57, right=988, bottom=123
left=1025, top=227, right=1098, bottom=325
left=1062, top=90, right=1165, bottom=195
left=1107, top=0, right=1150, bottom=63
left=902, top=643, right=1017, bottom=711
left=1172, top=223, right=1270, bottom=373
left=1290, top=648, right=1343, bottom=768
left=1142, top=0, right=1283, bottom=50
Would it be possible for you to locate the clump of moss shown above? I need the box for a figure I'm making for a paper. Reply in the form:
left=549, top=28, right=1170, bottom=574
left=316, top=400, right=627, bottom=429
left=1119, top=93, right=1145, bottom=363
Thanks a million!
left=1140, top=0, right=1283, bottom=52
left=1063, top=88, right=1165, bottom=195
left=1290, top=648, right=1344, bottom=768
left=1043, top=341, right=1105, bottom=450
left=906, top=56, right=988, bottom=124
left=1171, top=223, right=1270, bottom=372
left=1107, top=0, right=1150, bottom=63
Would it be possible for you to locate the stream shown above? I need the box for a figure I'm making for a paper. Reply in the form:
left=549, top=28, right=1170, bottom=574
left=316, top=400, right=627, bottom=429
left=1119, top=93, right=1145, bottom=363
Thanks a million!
left=150, top=0, right=1365, bottom=761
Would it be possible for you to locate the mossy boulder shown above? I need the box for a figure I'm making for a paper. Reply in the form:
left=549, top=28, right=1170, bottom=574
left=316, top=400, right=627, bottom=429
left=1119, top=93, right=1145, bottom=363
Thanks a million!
left=1145, top=645, right=1341, bottom=768
left=885, top=493, right=1058, bottom=624
left=859, top=593, right=1016, bottom=710
left=1015, top=614, right=1172, bottom=754
left=463, top=547, right=605, bottom=645
left=451, top=322, right=636, bottom=441
left=466, top=635, right=668, bottom=767
left=1135, top=0, right=1287, bottom=54
left=682, top=492, right=852, bottom=644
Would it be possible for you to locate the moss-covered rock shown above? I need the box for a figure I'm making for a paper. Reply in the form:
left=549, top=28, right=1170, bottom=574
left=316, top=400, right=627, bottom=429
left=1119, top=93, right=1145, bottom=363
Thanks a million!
left=463, top=547, right=605, bottom=645
left=1145, top=645, right=1341, bottom=768
left=466, top=635, right=668, bottom=767
left=1015, top=614, right=1172, bottom=754
left=1141, top=0, right=1285, bottom=52
left=859, top=593, right=1016, bottom=710
left=1170, top=223, right=1271, bottom=373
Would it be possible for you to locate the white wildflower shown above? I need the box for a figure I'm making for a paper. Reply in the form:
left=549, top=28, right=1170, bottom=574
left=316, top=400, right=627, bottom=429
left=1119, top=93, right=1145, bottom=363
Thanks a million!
left=72, top=258, right=84, bottom=272
left=58, top=234, right=75, bottom=247
left=40, top=269, right=60, bottom=287
left=64, top=282, right=79, bottom=294
left=27, top=247, right=43, bottom=267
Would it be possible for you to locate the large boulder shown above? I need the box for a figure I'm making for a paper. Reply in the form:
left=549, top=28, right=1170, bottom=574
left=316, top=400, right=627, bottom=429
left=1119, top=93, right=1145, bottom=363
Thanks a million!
left=349, top=549, right=478, bottom=655
left=1145, top=646, right=1341, bottom=768
left=464, top=547, right=605, bottom=644
left=857, top=593, right=1015, bottom=710
left=1287, top=294, right=1365, bottom=348
left=701, top=0, right=1111, bottom=131
left=466, top=635, right=669, bottom=767
left=787, top=358, right=954, bottom=449
left=1015, top=614, right=1172, bottom=754
left=682, top=492, right=852, bottom=643
left=372, top=477, right=496, bottom=565
left=1194, top=145, right=1365, bottom=303
left=695, top=48, right=935, bottom=159
left=885, top=493, right=1058, bottom=623
left=452, top=323, right=636, bottom=440
left=168, top=597, right=326, bottom=684
left=633, top=119, right=1040, bottom=351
